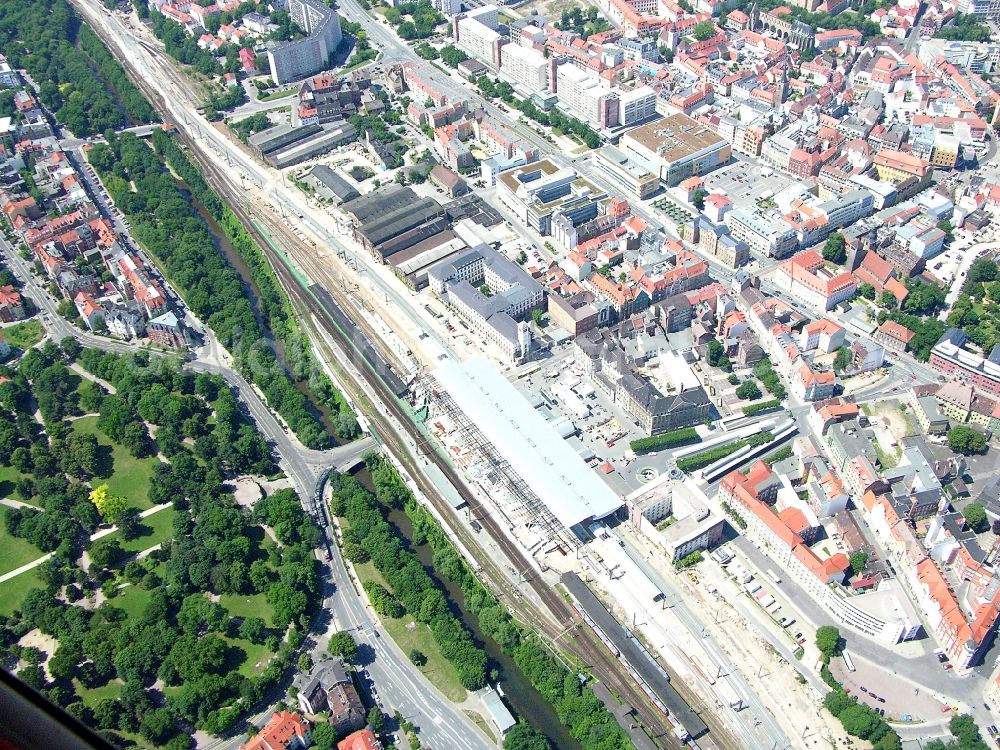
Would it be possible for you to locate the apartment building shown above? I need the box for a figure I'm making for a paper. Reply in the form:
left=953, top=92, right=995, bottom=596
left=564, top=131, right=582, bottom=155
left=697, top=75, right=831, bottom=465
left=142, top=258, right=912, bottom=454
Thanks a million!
left=774, top=250, right=857, bottom=311
left=455, top=7, right=502, bottom=69
left=725, top=209, right=798, bottom=258
left=267, top=0, right=342, bottom=83
left=720, top=463, right=851, bottom=600
left=691, top=217, right=750, bottom=267
left=499, top=43, right=547, bottom=92
left=556, top=64, right=619, bottom=130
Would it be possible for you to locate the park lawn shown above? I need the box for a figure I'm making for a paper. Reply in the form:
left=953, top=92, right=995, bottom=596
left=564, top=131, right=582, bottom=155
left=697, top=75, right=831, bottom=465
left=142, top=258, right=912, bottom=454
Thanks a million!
left=353, top=558, right=467, bottom=703
left=0, top=567, right=44, bottom=616
left=73, top=678, right=124, bottom=706
left=107, top=585, right=153, bottom=620
left=0, top=522, right=44, bottom=577
left=0, top=465, right=32, bottom=504
left=70, top=416, right=161, bottom=510
left=220, top=592, right=276, bottom=628
left=1, top=320, right=44, bottom=350
left=222, top=635, right=274, bottom=678
left=109, top=505, right=177, bottom=554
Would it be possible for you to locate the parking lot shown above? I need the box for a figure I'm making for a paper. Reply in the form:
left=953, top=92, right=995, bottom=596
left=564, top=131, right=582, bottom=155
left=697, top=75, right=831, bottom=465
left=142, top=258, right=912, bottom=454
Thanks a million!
left=831, top=654, right=950, bottom=723
left=699, top=161, right=808, bottom=208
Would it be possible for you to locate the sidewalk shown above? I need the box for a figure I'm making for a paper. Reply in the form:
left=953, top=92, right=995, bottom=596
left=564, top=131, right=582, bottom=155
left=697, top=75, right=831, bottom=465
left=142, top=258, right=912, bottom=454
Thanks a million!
left=0, top=502, right=173, bottom=584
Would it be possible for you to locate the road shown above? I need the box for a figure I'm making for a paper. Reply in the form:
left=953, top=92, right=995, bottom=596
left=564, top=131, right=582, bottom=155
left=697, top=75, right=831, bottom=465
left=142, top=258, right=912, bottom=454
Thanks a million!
left=74, top=5, right=808, bottom=745
left=731, top=536, right=990, bottom=737
left=2, top=219, right=486, bottom=750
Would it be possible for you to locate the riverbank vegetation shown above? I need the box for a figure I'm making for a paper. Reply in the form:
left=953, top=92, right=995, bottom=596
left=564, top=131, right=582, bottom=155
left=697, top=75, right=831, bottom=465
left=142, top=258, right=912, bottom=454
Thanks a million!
left=359, top=454, right=633, bottom=750
left=0, top=0, right=156, bottom=135
left=87, top=132, right=355, bottom=448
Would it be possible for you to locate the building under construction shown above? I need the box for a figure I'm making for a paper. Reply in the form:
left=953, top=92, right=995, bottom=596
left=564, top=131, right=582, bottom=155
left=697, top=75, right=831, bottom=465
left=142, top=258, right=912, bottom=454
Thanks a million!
left=425, top=358, right=624, bottom=553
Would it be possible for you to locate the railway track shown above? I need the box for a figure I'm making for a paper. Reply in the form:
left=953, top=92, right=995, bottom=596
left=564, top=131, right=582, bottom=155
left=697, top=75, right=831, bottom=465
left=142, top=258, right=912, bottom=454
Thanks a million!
left=78, top=19, right=736, bottom=747
left=201, top=154, right=684, bottom=749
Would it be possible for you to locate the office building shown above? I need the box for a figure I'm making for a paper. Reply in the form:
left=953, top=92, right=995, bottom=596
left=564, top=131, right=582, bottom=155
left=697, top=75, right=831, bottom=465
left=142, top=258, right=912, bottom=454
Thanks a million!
left=593, top=145, right=659, bottom=199
left=429, top=245, right=543, bottom=361
left=619, top=86, right=658, bottom=127
left=930, top=328, right=1000, bottom=396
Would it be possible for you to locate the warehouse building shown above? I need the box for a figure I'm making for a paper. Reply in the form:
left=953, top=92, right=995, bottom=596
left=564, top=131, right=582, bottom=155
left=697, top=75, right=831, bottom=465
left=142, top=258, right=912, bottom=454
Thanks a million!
left=621, top=113, right=730, bottom=186
left=304, top=165, right=360, bottom=203
left=248, top=122, right=357, bottom=168
left=341, top=184, right=448, bottom=262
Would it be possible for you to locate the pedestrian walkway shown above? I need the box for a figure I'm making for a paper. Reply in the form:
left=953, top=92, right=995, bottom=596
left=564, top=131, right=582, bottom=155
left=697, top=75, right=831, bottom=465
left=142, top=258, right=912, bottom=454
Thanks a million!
left=0, top=502, right=174, bottom=583
left=0, top=497, right=37, bottom=511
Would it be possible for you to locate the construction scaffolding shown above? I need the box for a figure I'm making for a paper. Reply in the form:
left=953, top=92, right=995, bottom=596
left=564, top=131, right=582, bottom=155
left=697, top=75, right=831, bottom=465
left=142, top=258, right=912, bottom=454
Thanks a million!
left=423, top=374, right=582, bottom=553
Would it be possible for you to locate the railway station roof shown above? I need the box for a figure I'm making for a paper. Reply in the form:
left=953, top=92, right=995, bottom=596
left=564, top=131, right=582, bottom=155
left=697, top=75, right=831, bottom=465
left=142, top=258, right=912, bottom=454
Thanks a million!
left=433, top=358, right=623, bottom=530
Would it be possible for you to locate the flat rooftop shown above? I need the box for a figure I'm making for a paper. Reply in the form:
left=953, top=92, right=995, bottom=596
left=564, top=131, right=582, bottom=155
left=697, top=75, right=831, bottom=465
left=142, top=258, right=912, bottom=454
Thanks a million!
left=496, top=158, right=560, bottom=194
left=433, top=358, right=623, bottom=530
left=624, top=113, right=727, bottom=163
left=700, top=162, right=809, bottom=210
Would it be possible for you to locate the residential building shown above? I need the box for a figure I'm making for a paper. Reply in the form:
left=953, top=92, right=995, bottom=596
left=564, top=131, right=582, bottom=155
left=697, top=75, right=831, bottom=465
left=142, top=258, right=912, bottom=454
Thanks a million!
left=725, top=209, right=798, bottom=258
left=619, top=86, right=658, bottom=127
left=799, top=319, right=845, bottom=353
left=556, top=64, right=619, bottom=130
left=720, top=462, right=853, bottom=605
left=774, top=250, right=858, bottom=311
left=338, top=729, right=381, bottom=750
left=293, top=659, right=364, bottom=736
left=873, top=320, right=915, bottom=353
left=241, top=711, right=311, bottom=750
left=691, top=217, right=750, bottom=267
left=147, top=311, right=189, bottom=349
left=499, top=44, right=547, bottom=92
left=267, top=0, right=342, bottom=84
left=455, top=8, right=501, bottom=69
left=0, top=284, right=25, bottom=323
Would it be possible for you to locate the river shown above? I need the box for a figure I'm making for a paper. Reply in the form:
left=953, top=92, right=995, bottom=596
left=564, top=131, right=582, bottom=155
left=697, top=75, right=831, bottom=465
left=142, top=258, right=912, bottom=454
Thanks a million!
left=182, top=181, right=344, bottom=442
left=353, top=467, right=583, bottom=750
